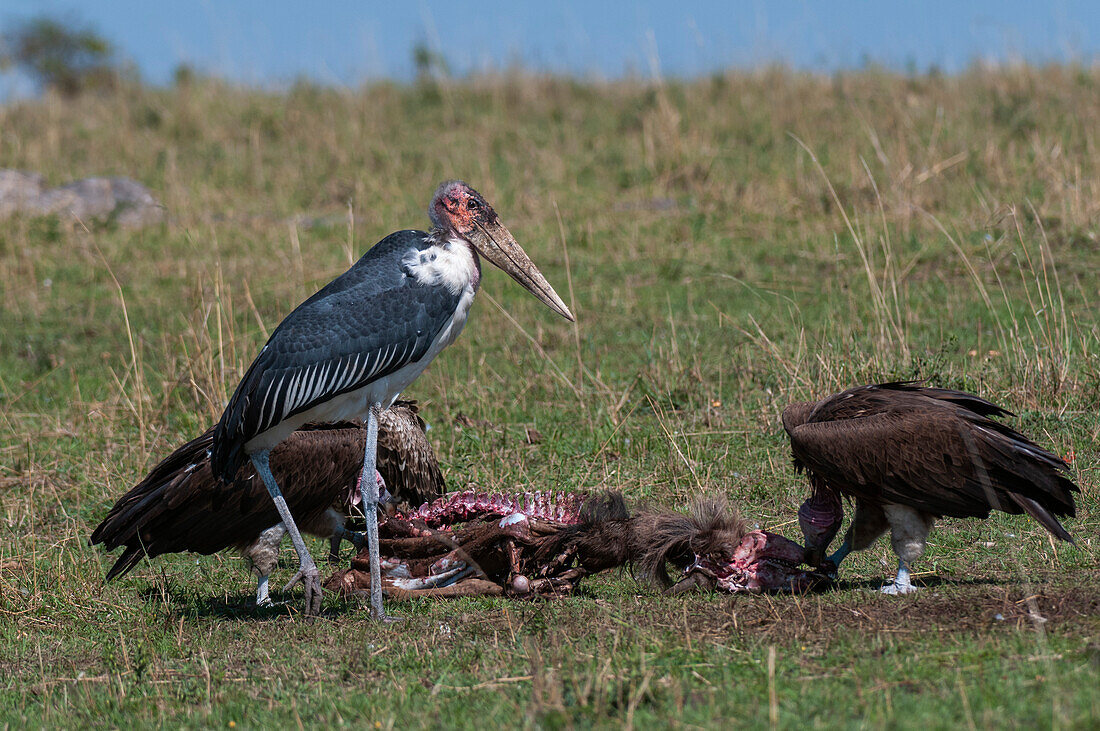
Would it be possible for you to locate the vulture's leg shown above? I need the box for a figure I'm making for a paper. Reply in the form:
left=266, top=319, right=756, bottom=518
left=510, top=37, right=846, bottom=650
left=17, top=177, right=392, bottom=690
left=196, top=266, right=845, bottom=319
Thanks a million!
left=825, top=540, right=851, bottom=572
left=330, top=526, right=367, bottom=561
left=881, top=560, right=918, bottom=595
left=880, top=504, right=934, bottom=595
left=360, top=403, right=399, bottom=622
left=247, top=523, right=287, bottom=606
left=251, top=450, right=322, bottom=616
left=827, top=499, right=888, bottom=573
left=312, top=505, right=363, bottom=563
left=329, top=471, right=388, bottom=560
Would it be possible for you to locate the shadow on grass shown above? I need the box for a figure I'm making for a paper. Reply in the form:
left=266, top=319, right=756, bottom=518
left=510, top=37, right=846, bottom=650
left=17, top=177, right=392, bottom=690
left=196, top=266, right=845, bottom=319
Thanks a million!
left=830, top=574, right=1008, bottom=592
left=136, top=583, right=365, bottom=621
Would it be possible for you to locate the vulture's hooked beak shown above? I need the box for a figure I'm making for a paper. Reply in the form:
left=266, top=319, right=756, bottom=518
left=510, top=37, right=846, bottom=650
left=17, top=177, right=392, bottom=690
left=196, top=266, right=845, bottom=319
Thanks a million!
left=470, top=218, right=575, bottom=322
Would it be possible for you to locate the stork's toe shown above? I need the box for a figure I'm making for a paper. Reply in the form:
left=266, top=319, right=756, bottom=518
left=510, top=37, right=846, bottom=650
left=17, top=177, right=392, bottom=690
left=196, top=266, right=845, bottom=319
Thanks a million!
left=283, top=566, right=323, bottom=616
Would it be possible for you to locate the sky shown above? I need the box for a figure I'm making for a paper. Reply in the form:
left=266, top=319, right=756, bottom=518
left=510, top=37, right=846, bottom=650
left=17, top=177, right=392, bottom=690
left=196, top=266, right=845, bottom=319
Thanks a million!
left=1, top=1, right=1098, bottom=96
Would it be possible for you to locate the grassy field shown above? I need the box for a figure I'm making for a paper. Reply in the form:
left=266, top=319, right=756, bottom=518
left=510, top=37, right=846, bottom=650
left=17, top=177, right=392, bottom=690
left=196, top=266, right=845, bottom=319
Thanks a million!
left=1, top=66, right=1098, bottom=728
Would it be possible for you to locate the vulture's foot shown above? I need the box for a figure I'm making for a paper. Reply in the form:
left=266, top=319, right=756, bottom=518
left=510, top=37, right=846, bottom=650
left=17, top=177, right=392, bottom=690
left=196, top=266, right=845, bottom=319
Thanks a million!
left=880, top=561, right=919, bottom=595
left=817, top=558, right=840, bottom=581
left=283, top=566, right=323, bottom=616
left=880, top=580, right=920, bottom=595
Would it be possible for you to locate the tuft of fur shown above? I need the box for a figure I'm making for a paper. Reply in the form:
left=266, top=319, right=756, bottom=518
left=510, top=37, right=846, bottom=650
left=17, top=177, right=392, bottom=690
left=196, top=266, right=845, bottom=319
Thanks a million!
left=531, top=492, right=750, bottom=589
left=636, top=497, right=748, bottom=587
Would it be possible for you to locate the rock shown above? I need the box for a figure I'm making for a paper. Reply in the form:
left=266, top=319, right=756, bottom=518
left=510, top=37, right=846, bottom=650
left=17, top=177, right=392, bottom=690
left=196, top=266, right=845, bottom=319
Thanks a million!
left=0, top=170, right=46, bottom=217
left=0, top=169, right=164, bottom=228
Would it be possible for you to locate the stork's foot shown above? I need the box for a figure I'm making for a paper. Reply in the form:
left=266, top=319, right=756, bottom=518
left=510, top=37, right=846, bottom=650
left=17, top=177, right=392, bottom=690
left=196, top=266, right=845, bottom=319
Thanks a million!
left=283, top=566, right=323, bottom=616
left=373, top=610, right=404, bottom=624
left=350, top=593, right=405, bottom=623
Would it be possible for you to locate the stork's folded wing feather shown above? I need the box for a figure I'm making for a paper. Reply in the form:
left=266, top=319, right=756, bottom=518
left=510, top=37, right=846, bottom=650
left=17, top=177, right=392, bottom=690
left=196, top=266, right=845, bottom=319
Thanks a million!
left=232, top=278, right=460, bottom=443
left=213, top=231, right=463, bottom=478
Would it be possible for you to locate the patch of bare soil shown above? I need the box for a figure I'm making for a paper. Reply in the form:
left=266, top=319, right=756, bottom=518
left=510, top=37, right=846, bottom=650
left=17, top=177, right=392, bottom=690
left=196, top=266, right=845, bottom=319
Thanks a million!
left=443, top=576, right=1100, bottom=649
left=609, top=579, right=1100, bottom=645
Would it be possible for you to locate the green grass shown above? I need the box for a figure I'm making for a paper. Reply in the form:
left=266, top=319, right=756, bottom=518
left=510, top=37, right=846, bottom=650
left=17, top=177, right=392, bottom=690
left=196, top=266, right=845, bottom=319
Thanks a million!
left=1, top=66, right=1098, bottom=728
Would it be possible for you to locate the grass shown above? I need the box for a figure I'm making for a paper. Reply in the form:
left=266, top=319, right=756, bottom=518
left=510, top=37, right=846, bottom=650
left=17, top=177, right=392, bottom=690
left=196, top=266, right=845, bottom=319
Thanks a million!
left=1, top=65, right=1098, bottom=728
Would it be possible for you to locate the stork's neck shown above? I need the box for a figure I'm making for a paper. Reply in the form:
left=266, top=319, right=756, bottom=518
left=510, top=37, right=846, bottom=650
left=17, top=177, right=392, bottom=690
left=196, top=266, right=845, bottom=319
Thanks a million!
left=408, top=232, right=482, bottom=296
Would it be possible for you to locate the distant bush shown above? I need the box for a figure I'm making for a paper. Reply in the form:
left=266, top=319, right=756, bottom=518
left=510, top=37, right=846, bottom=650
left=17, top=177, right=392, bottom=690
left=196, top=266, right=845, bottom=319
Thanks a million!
left=0, top=15, right=123, bottom=96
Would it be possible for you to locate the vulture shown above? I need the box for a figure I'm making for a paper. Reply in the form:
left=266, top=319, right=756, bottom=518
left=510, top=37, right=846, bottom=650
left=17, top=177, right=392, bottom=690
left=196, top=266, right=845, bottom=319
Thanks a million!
left=782, top=382, right=1079, bottom=594
left=91, top=401, right=444, bottom=606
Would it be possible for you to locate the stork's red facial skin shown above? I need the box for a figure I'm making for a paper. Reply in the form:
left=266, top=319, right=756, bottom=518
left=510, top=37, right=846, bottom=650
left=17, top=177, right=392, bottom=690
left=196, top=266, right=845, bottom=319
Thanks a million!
left=432, top=181, right=494, bottom=237
left=428, top=179, right=575, bottom=322
left=437, top=191, right=475, bottom=233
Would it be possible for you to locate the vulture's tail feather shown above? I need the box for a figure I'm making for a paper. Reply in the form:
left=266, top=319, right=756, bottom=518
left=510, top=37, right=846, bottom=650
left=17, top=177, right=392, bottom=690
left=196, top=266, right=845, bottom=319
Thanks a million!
left=90, top=428, right=219, bottom=578
left=1009, top=493, right=1075, bottom=544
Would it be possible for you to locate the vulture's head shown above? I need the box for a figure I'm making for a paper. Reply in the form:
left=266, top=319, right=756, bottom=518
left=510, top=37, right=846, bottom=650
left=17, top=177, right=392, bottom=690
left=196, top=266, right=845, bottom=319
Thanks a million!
left=798, top=476, right=843, bottom=568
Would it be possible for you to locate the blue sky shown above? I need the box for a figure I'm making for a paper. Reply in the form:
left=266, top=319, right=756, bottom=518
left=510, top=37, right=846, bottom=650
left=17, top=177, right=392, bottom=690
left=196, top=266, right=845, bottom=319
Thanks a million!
left=1, top=1, right=1097, bottom=96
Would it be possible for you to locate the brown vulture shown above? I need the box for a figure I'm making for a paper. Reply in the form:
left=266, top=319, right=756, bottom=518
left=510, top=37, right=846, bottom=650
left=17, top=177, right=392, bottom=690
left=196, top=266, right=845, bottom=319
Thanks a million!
left=90, top=401, right=444, bottom=606
left=782, top=382, right=1079, bottom=594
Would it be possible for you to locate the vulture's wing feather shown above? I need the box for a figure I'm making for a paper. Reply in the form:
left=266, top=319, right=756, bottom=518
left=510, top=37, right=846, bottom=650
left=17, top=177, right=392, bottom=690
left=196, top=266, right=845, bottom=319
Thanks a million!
left=787, top=394, right=1078, bottom=538
left=376, top=401, right=446, bottom=507
left=91, top=424, right=366, bottom=580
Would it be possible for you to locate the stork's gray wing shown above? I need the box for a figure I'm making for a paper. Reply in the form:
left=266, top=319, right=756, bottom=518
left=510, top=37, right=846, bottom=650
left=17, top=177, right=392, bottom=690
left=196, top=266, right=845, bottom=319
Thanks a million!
left=212, top=230, right=461, bottom=478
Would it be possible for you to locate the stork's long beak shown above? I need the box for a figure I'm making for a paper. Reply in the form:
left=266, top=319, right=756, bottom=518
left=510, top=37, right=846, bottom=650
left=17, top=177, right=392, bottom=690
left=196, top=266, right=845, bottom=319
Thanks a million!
left=471, top=219, right=575, bottom=322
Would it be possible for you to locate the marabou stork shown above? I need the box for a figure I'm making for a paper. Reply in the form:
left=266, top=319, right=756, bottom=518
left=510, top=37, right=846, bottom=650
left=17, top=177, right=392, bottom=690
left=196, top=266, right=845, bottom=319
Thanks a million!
left=91, top=402, right=445, bottom=606
left=209, top=181, right=573, bottom=618
left=783, top=382, right=1079, bottom=594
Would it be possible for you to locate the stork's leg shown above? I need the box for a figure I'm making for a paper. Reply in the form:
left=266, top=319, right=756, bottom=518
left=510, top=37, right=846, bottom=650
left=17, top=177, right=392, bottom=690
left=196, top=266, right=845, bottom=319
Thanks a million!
left=251, top=450, right=322, bottom=616
left=360, top=403, right=400, bottom=622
